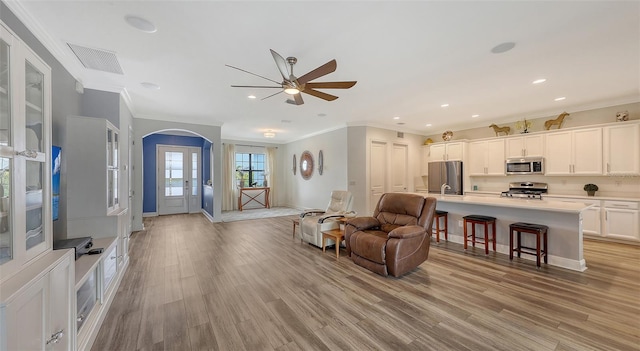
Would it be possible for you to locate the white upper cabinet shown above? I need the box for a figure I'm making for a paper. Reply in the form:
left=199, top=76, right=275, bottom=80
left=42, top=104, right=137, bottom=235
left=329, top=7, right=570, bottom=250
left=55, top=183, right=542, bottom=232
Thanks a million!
left=430, top=142, right=465, bottom=161
left=603, top=122, right=640, bottom=175
left=468, top=139, right=505, bottom=176
left=545, top=128, right=602, bottom=175
left=0, top=22, right=52, bottom=282
left=505, top=134, right=544, bottom=158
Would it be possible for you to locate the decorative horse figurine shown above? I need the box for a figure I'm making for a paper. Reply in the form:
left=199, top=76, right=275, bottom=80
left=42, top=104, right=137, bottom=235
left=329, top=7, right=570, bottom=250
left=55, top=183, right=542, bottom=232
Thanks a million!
left=489, top=124, right=510, bottom=136
left=545, top=112, right=569, bottom=130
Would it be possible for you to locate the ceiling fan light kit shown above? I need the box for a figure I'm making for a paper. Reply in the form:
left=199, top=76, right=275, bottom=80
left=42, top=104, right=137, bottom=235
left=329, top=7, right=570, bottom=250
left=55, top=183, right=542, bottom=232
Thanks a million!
left=227, top=49, right=356, bottom=105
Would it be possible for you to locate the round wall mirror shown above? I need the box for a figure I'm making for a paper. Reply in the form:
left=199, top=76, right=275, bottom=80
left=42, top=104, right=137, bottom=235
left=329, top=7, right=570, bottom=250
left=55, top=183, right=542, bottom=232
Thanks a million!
left=300, top=150, right=314, bottom=180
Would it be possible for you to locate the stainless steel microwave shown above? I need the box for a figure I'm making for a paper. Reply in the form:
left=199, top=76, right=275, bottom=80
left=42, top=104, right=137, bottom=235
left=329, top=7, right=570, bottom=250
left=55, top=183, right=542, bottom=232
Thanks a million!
left=505, top=157, right=545, bottom=175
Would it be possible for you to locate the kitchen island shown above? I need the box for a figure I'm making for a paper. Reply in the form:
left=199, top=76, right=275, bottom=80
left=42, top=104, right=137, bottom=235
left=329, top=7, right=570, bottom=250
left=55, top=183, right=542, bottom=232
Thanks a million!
left=416, top=194, right=592, bottom=271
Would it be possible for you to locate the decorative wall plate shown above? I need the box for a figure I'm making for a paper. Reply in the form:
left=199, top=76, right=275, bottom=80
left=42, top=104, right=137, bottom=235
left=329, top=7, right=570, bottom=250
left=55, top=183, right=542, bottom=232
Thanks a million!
left=300, top=150, right=314, bottom=180
left=318, top=150, right=324, bottom=175
left=292, top=154, right=296, bottom=175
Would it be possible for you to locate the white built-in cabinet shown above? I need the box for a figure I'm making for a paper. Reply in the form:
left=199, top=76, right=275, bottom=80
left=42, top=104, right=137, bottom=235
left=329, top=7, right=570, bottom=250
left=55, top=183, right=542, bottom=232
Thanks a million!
left=603, top=123, right=640, bottom=175
left=1, top=249, right=75, bottom=351
left=65, top=116, right=129, bottom=350
left=429, top=141, right=465, bottom=161
left=0, top=21, right=74, bottom=351
left=603, top=201, right=639, bottom=242
left=548, top=196, right=639, bottom=243
left=468, top=139, right=505, bottom=176
left=505, top=134, right=544, bottom=158
left=545, top=128, right=602, bottom=175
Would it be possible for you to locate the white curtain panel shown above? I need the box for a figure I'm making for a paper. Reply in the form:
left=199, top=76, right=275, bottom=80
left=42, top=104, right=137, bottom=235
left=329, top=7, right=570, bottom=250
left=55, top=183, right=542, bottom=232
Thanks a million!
left=266, top=146, right=277, bottom=207
left=222, top=143, right=237, bottom=210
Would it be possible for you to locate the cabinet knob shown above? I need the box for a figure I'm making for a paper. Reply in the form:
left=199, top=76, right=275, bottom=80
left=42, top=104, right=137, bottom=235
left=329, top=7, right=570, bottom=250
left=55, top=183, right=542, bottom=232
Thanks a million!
left=77, top=314, right=85, bottom=322
left=46, top=330, right=64, bottom=345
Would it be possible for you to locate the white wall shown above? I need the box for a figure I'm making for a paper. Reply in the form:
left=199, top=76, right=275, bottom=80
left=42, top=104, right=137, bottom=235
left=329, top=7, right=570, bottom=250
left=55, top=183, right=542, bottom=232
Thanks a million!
left=282, top=128, right=349, bottom=210
left=344, top=126, right=426, bottom=216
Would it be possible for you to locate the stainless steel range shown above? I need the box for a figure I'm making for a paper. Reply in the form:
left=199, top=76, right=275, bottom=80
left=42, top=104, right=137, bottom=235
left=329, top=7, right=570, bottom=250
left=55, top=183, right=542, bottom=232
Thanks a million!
left=501, top=182, right=548, bottom=199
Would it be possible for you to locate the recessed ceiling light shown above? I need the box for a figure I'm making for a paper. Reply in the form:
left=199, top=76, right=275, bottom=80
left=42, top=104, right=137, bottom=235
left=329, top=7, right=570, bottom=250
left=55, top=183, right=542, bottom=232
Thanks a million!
left=491, top=42, right=516, bottom=54
left=393, top=116, right=400, bottom=120
left=248, top=95, right=256, bottom=99
left=532, top=78, right=547, bottom=84
left=317, top=113, right=327, bottom=117
left=140, top=82, right=160, bottom=90
left=124, top=15, right=157, bottom=33
left=426, top=123, right=432, bottom=127
left=397, top=122, right=405, bottom=125
left=554, top=97, right=566, bottom=101
left=441, top=104, right=449, bottom=108
left=472, top=114, right=480, bottom=118
left=281, top=119, right=292, bottom=123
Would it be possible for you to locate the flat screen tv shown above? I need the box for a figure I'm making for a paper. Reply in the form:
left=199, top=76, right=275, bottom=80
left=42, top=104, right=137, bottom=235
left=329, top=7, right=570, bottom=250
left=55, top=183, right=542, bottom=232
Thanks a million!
left=52, top=145, right=61, bottom=221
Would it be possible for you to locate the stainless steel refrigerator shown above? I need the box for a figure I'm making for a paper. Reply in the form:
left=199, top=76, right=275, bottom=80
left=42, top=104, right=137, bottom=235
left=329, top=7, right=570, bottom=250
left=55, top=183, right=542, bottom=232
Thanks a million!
left=427, top=161, right=463, bottom=195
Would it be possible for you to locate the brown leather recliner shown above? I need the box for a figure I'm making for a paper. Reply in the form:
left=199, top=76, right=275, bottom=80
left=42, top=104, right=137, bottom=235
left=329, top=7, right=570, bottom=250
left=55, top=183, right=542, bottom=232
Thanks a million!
left=344, top=193, right=437, bottom=277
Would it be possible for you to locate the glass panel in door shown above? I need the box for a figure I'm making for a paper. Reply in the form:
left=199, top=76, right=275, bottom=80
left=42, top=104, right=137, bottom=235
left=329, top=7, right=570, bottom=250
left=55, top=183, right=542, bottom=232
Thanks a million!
left=191, top=152, right=198, bottom=196
left=0, top=157, right=12, bottom=264
left=0, top=38, right=10, bottom=147
left=25, top=160, right=43, bottom=250
left=25, top=62, right=43, bottom=153
left=0, top=37, right=12, bottom=265
left=165, top=152, right=184, bottom=196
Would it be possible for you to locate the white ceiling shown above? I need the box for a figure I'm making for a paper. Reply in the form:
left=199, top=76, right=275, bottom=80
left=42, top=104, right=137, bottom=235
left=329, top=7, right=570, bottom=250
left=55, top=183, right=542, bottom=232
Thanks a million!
left=7, top=1, right=640, bottom=143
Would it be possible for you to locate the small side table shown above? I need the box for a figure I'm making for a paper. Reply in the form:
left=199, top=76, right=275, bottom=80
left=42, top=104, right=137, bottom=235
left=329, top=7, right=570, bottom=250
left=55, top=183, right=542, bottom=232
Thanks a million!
left=292, top=218, right=300, bottom=241
left=321, top=228, right=344, bottom=259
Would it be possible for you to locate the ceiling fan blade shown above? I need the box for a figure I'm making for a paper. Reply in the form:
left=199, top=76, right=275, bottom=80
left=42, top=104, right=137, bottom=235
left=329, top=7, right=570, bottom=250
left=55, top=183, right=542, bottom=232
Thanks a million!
left=297, top=59, right=337, bottom=85
left=261, top=90, right=284, bottom=101
left=302, top=88, right=339, bottom=101
left=231, top=85, right=282, bottom=88
left=304, top=81, right=357, bottom=89
left=225, top=64, right=281, bottom=85
left=270, top=49, right=290, bottom=81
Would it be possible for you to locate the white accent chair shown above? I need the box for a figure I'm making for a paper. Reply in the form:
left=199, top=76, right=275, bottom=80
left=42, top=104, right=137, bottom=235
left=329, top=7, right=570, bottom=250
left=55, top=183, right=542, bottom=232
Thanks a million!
left=299, top=190, right=354, bottom=248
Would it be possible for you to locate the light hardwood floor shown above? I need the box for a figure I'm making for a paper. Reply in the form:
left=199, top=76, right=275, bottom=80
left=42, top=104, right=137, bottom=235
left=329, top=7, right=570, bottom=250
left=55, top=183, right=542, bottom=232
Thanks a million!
left=92, top=213, right=640, bottom=351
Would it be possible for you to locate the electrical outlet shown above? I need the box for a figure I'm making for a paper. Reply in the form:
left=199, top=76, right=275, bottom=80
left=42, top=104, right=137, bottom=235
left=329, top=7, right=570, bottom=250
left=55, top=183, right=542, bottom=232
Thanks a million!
left=458, top=220, right=463, bottom=227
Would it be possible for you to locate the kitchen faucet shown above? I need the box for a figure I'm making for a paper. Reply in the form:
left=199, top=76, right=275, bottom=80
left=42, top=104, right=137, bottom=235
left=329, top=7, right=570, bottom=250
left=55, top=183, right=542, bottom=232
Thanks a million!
left=441, top=184, right=451, bottom=196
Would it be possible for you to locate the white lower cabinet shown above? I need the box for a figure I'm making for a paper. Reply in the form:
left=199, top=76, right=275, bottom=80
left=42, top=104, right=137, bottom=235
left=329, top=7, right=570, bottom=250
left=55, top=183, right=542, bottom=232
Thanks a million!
left=549, top=197, right=639, bottom=243
left=74, top=237, right=124, bottom=351
left=604, top=201, right=639, bottom=241
left=0, top=249, right=74, bottom=351
left=582, top=205, right=601, bottom=236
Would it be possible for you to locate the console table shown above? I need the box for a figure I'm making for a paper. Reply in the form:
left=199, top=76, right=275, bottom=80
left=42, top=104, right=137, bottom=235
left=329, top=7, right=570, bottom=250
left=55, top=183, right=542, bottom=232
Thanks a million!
left=238, top=187, right=270, bottom=211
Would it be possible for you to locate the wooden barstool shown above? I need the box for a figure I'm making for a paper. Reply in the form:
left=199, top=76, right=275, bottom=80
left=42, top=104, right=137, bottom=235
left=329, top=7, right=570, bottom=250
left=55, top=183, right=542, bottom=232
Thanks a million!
left=463, top=215, right=497, bottom=255
left=432, top=210, right=448, bottom=242
left=509, top=222, right=548, bottom=268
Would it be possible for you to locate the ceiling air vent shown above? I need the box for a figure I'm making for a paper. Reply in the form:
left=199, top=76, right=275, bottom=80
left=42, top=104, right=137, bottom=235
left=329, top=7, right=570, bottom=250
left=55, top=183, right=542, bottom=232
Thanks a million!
left=67, top=43, right=124, bottom=75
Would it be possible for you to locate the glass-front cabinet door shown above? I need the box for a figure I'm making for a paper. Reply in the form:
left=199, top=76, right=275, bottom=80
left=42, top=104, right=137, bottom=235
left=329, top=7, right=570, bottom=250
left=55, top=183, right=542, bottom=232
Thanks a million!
left=107, top=125, right=119, bottom=213
left=0, top=22, right=51, bottom=281
left=0, top=26, right=14, bottom=267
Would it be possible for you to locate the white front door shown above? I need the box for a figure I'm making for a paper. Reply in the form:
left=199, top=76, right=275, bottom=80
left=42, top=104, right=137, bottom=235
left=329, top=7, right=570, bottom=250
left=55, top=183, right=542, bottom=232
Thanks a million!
left=391, top=143, right=408, bottom=193
left=157, top=146, right=201, bottom=215
left=370, top=140, right=387, bottom=212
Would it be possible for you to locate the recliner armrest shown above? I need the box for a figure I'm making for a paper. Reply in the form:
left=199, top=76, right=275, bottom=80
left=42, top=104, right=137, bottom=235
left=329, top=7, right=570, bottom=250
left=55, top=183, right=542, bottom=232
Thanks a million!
left=300, top=209, right=326, bottom=218
left=388, top=225, right=425, bottom=239
left=345, top=217, right=380, bottom=231
left=318, top=214, right=345, bottom=224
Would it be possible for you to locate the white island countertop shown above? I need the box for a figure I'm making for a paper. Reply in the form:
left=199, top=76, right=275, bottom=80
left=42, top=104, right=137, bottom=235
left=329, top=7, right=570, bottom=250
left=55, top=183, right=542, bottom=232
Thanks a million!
left=419, top=194, right=593, bottom=213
